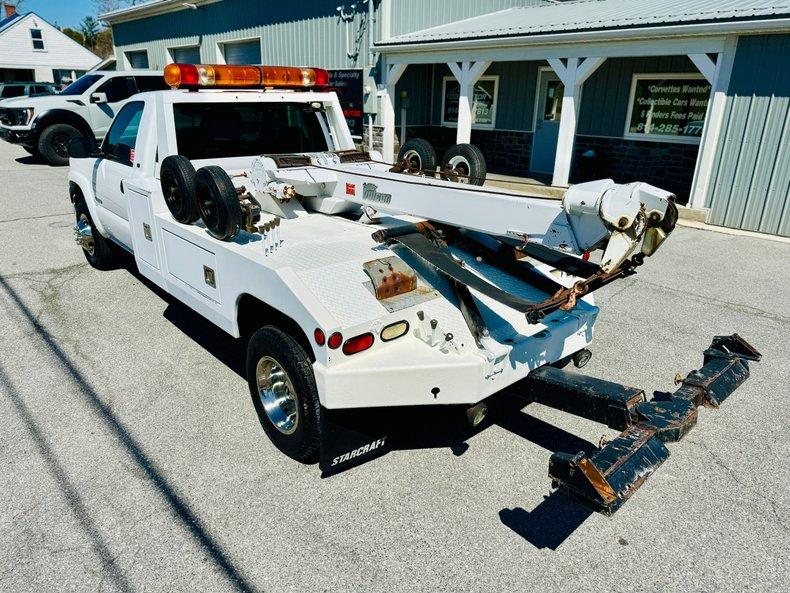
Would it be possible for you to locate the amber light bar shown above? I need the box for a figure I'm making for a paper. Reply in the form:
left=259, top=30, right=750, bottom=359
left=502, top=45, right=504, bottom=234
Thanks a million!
left=163, top=63, right=330, bottom=90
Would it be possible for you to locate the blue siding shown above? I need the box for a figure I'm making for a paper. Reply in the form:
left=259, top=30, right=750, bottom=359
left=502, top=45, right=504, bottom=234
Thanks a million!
left=708, top=34, right=790, bottom=236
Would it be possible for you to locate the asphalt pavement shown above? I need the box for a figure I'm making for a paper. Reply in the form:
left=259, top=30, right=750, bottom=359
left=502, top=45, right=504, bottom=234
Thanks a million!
left=1, top=141, right=788, bottom=592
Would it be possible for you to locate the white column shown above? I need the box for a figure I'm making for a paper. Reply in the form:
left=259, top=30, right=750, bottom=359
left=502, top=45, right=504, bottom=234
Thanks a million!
left=447, top=61, right=490, bottom=144
left=382, top=63, right=406, bottom=162
left=688, top=38, right=737, bottom=209
left=547, top=56, right=606, bottom=187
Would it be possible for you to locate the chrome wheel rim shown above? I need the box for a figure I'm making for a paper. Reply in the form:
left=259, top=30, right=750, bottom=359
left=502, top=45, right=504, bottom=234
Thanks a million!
left=256, top=356, right=299, bottom=435
left=76, top=214, right=95, bottom=256
left=448, top=155, right=471, bottom=183
left=401, top=149, right=422, bottom=171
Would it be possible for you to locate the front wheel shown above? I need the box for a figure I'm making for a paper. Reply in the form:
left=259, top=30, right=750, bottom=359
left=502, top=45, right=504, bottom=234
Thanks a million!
left=246, top=326, right=321, bottom=462
left=74, top=201, right=121, bottom=270
left=38, top=123, right=81, bottom=166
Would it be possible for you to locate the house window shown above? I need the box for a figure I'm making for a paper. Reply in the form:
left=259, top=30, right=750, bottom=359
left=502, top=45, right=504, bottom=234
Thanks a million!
left=30, top=29, right=44, bottom=50
left=625, top=74, right=711, bottom=143
left=441, top=76, right=499, bottom=129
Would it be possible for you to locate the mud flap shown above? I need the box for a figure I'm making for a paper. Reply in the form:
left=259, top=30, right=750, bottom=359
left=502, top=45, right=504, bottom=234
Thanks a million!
left=536, top=334, right=761, bottom=515
left=319, top=406, right=391, bottom=477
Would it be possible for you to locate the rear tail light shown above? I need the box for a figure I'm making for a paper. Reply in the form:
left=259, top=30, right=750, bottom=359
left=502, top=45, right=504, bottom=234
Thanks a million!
left=380, top=320, right=409, bottom=342
left=342, top=333, right=374, bottom=355
left=314, top=328, right=326, bottom=346
left=327, top=332, right=343, bottom=350
left=163, top=63, right=330, bottom=90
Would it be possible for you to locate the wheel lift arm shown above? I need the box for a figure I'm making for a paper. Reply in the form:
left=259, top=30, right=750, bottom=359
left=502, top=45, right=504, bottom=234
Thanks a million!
left=518, top=334, right=761, bottom=514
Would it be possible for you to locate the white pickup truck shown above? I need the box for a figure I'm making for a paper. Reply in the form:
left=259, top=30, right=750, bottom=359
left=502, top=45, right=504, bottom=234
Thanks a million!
left=67, top=64, right=760, bottom=515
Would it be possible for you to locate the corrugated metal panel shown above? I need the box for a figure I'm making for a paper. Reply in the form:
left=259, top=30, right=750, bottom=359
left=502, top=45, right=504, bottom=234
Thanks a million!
left=383, top=0, right=790, bottom=44
left=395, top=55, right=698, bottom=134
left=112, top=0, right=375, bottom=70
left=707, top=34, right=790, bottom=236
left=390, top=0, right=546, bottom=38
left=579, top=55, right=696, bottom=136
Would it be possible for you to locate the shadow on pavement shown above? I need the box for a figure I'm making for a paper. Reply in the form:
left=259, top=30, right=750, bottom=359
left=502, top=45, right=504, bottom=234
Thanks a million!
left=0, top=362, right=135, bottom=593
left=499, top=491, right=594, bottom=550
left=0, top=274, right=262, bottom=593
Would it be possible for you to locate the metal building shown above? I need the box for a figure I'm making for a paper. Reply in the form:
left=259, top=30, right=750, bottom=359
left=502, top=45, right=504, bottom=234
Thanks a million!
left=102, top=0, right=790, bottom=237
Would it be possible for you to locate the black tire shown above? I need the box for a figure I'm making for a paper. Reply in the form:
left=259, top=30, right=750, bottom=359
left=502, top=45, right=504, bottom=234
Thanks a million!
left=160, top=155, right=200, bottom=224
left=195, top=166, right=242, bottom=241
left=38, top=123, right=82, bottom=166
left=441, top=143, right=487, bottom=186
left=397, top=138, right=437, bottom=173
left=74, top=200, right=121, bottom=270
left=246, top=326, right=321, bottom=462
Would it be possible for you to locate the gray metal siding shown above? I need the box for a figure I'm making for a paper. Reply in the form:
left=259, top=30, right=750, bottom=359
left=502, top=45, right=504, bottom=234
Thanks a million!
left=707, top=34, right=790, bottom=236
left=389, top=0, right=546, bottom=38
left=578, top=56, right=697, bottom=137
left=112, top=0, right=375, bottom=70
left=395, top=56, right=697, bottom=135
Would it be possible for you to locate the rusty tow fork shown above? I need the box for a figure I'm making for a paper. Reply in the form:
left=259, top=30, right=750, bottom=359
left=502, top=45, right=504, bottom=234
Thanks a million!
left=519, top=334, right=761, bottom=515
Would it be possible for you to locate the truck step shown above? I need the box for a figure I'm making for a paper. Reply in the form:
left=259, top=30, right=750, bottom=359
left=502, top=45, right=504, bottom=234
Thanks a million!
left=530, top=334, right=761, bottom=515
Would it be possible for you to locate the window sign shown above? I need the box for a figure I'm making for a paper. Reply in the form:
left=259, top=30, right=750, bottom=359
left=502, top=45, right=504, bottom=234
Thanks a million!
left=441, top=76, right=498, bottom=129
left=625, top=74, right=710, bottom=143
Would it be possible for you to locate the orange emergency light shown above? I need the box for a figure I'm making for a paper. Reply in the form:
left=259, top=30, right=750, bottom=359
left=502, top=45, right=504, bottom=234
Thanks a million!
left=163, top=63, right=330, bottom=90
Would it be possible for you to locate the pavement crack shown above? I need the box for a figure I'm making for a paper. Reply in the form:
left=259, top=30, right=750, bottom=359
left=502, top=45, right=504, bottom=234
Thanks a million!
left=0, top=211, right=73, bottom=225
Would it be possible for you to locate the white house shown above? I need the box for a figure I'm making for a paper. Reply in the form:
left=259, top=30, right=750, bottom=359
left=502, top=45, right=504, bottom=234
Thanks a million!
left=0, top=4, right=100, bottom=85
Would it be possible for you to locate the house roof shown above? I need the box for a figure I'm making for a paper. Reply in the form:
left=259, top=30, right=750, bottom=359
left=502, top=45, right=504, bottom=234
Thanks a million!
left=0, top=11, right=21, bottom=33
left=100, top=0, right=221, bottom=24
left=378, top=0, right=790, bottom=46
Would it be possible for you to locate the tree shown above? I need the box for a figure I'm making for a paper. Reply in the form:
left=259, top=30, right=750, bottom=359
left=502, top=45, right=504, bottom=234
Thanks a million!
left=62, top=27, right=85, bottom=46
left=94, top=28, right=114, bottom=59
left=80, top=16, right=100, bottom=50
left=93, top=1, right=139, bottom=15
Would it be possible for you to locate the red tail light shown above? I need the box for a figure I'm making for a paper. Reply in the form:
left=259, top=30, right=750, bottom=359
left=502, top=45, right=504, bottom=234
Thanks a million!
left=342, top=333, right=374, bottom=355
left=327, top=332, right=343, bottom=350
left=314, top=328, right=326, bottom=346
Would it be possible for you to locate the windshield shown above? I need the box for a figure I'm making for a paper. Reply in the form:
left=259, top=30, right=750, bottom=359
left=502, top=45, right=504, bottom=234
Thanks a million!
left=172, top=102, right=329, bottom=159
left=59, top=74, right=103, bottom=96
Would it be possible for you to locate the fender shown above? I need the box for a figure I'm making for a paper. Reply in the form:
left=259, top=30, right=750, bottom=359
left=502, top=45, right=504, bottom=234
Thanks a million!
left=68, top=172, right=109, bottom=237
left=32, top=109, right=95, bottom=140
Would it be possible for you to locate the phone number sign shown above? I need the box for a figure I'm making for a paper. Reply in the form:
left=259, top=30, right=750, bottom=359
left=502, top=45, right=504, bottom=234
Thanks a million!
left=627, top=77, right=711, bottom=140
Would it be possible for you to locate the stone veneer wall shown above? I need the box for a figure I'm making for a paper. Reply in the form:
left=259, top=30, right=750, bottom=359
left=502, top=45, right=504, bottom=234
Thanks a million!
left=571, top=136, right=700, bottom=204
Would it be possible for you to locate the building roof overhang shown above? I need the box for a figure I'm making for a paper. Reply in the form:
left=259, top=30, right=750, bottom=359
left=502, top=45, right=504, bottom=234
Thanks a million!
left=100, top=0, right=222, bottom=25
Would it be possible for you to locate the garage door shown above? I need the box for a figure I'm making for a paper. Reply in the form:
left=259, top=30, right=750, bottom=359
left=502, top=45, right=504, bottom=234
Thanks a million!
left=171, top=46, right=200, bottom=64
left=223, top=40, right=261, bottom=65
left=126, top=50, right=149, bottom=69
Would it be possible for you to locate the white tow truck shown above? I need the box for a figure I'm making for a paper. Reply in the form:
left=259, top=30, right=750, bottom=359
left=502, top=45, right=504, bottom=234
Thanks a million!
left=67, top=64, right=760, bottom=515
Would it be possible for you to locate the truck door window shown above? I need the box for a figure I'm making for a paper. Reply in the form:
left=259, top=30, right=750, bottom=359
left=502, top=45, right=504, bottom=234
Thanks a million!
left=172, top=102, right=329, bottom=159
left=96, top=76, right=138, bottom=103
left=103, top=101, right=145, bottom=166
left=135, top=76, right=170, bottom=93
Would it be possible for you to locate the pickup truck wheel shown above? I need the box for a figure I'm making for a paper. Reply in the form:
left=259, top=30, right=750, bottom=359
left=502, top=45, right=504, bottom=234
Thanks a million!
left=397, top=138, right=437, bottom=173
left=160, top=155, right=200, bottom=224
left=38, top=123, right=81, bottom=166
left=441, top=143, right=487, bottom=186
left=246, top=326, right=321, bottom=462
left=74, top=201, right=120, bottom=270
left=195, top=166, right=243, bottom=241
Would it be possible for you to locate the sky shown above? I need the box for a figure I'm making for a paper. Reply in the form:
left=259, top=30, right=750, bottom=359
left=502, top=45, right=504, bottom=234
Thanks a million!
left=19, top=0, right=100, bottom=30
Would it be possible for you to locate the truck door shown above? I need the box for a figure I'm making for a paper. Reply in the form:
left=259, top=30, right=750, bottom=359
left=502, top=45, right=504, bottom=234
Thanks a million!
left=87, top=75, right=139, bottom=140
left=93, top=100, right=145, bottom=250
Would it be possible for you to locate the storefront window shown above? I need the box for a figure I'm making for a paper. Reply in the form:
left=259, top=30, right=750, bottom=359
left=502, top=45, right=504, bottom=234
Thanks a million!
left=441, top=76, right=498, bottom=129
left=625, top=74, right=711, bottom=143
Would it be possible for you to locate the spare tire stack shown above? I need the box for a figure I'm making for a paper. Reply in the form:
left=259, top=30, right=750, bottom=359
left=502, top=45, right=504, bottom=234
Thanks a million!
left=160, top=155, right=244, bottom=241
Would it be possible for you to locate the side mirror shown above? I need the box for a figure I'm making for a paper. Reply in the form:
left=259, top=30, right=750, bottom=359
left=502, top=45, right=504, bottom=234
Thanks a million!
left=68, top=137, right=99, bottom=159
left=90, top=92, right=108, bottom=104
